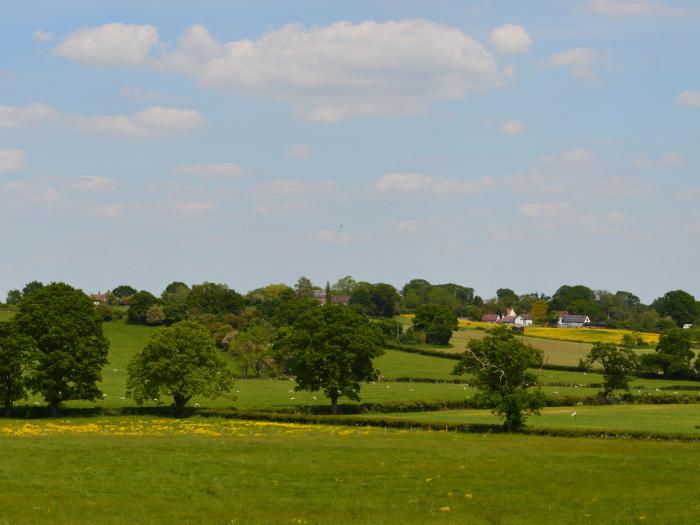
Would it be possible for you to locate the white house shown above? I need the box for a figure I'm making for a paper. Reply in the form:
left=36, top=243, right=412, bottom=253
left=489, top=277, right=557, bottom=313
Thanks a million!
left=517, top=314, right=534, bottom=327
left=558, top=314, right=590, bottom=328
left=683, top=324, right=693, bottom=330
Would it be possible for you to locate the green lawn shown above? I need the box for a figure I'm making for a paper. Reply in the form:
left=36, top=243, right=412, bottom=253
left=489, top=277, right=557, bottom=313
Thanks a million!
left=368, top=403, right=700, bottom=435
left=1, top=416, right=699, bottom=524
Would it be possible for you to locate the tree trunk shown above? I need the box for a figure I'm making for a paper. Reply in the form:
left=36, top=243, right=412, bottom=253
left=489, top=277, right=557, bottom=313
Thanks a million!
left=174, top=395, right=189, bottom=416
left=4, top=405, right=10, bottom=418
left=49, top=403, right=58, bottom=417
left=330, top=393, right=339, bottom=415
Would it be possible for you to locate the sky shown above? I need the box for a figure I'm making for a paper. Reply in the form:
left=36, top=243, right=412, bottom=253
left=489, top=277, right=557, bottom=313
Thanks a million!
left=0, top=0, right=698, bottom=303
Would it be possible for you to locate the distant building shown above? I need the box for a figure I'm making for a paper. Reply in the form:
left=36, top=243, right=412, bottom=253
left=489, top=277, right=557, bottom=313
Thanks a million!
left=90, top=292, right=108, bottom=306
left=683, top=324, right=693, bottom=330
left=499, top=315, right=518, bottom=325
left=313, top=290, right=350, bottom=305
left=558, top=314, right=590, bottom=328
left=502, top=307, right=517, bottom=318
left=481, top=314, right=501, bottom=323
left=518, top=314, right=534, bottom=327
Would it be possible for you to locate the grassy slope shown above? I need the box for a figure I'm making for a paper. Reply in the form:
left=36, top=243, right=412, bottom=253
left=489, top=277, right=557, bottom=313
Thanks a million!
left=368, top=404, right=700, bottom=435
left=0, top=417, right=699, bottom=524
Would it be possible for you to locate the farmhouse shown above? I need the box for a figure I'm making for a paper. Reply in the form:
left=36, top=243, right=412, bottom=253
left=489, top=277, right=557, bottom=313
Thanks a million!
left=481, top=314, right=501, bottom=323
left=517, top=314, right=534, bottom=327
left=312, top=290, right=350, bottom=305
left=558, top=314, right=591, bottom=328
left=90, top=292, right=108, bottom=306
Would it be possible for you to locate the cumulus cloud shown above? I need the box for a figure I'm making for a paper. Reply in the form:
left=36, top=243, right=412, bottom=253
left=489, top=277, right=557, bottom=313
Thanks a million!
left=172, top=163, right=245, bottom=178
left=490, top=24, right=532, bottom=55
left=62, top=20, right=506, bottom=121
left=541, top=147, right=594, bottom=163
left=310, top=229, right=353, bottom=243
left=374, top=172, right=493, bottom=195
left=253, top=179, right=337, bottom=213
left=586, top=0, right=685, bottom=16
left=69, top=176, right=119, bottom=192
left=677, top=90, right=700, bottom=107
left=288, top=144, right=311, bottom=160
left=541, top=48, right=601, bottom=80
left=32, top=30, right=53, bottom=43
left=500, top=120, right=526, bottom=135
left=0, top=149, right=26, bottom=173
left=79, top=106, right=206, bottom=137
left=0, top=103, right=57, bottom=128
left=53, top=23, right=160, bottom=66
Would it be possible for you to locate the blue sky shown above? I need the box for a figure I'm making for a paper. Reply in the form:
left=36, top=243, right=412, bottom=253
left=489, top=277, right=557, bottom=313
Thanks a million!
left=1, top=0, right=698, bottom=303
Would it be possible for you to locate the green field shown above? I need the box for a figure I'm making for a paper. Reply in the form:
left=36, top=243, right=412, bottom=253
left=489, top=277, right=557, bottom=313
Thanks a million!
left=368, top=403, right=700, bottom=435
left=1, top=416, right=699, bottom=524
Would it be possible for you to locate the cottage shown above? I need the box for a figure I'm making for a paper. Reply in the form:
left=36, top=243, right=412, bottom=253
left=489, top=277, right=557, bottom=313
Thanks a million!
left=481, top=314, right=501, bottom=323
left=499, top=315, right=519, bottom=325
left=90, top=292, right=108, bottom=306
left=558, top=314, right=590, bottom=328
left=517, top=314, right=533, bottom=328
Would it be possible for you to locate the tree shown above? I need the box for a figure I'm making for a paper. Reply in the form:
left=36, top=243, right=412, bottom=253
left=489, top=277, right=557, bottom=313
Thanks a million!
left=652, top=290, right=700, bottom=327
left=187, top=282, right=243, bottom=315
left=325, top=281, right=332, bottom=305
left=332, top=275, right=357, bottom=295
left=22, top=281, right=44, bottom=298
left=5, top=290, right=22, bottom=306
left=276, top=305, right=384, bottom=414
left=127, top=321, right=234, bottom=412
left=530, top=299, right=549, bottom=324
left=111, top=285, right=137, bottom=298
left=146, top=305, right=166, bottom=326
left=453, top=326, right=545, bottom=431
left=496, top=288, right=518, bottom=309
left=550, top=285, right=595, bottom=312
left=161, top=285, right=190, bottom=324
left=0, top=322, right=36, bottom=417
left=229, top=323, right=275, bottom=377
left=14, top=283, right=109, bottom=416
left=127, top=290, right=159, bottom=324
left=294, top=276, right=314, bottom=298
left=640, top=327, right=694, bottom=378
left=585, top=342, right=638, bottom=401
left=412, top=304, right=457, bottom=345
left=162, top=281, right=189, bottom=296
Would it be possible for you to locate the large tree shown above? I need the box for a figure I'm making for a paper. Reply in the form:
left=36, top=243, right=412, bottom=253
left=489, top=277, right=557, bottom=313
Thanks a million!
left=187, top=282, right=243, bottom=315
left=14, top=283, right=109, bottom=415
left=640, top=327, right=695, bottom=378
left=652, top=290, right=700, bottom=327
left=127, top=321, right=234, bottom=412
left=0, top=322, right=36, bottom=417
left=412, top=304, right=457, bottom=345
left=229, top=323, right=275, bottom=377
left=277, top=305, right=384, bottom=414
left=453, top=326, right=545, bottom=431
left=585, top=342, right=638, bottom=401
left=127, top=290, right=159, bottom=324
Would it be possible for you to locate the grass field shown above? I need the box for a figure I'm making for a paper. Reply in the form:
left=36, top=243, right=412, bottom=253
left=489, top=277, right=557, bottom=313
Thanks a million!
left=1, top=416, right=700, bottom=524
left=368, top=403, right=700, bottom=435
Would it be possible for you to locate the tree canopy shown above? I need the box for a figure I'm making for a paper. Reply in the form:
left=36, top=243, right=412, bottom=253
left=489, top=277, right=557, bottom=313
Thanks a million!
left=652, top=290, right=700, bottom=327
left=127, top=321, right=234, bottom=411
left=0, top=322, right=37, bottom=416
left=14, top=282, right=109, bottom=415
left=585, top=342, right=638, bottom=400
left=276, top=305, right=384, bottom=414
left=412, top=304, right=457, bottom=345
left=453, top=326, right=545, bottom=431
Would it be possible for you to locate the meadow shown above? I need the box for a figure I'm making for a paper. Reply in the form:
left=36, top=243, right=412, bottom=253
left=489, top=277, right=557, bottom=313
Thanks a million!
left=1, top=416, right=700, bottom=524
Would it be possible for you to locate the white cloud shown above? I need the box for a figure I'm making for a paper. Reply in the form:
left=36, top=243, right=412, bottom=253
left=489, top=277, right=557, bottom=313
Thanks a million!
left=168, top=200, right=218, bottom=213
left=310, top=229, right=353, bottom=243
left=490, top=24, right=532, bottom=55
left=32, top=30, right=53, bottom=43
left=0, top=149, right=26, bottom=173
left=172, top=163, right=245, bottom=178
left=374, top=172, right=493, bottom=195
left=288, top=144, right=311, bottom=160
left=541, top=147, right=594, bottom=163
left=54, top=23, right=159, bottom=66
left=0, top=103, right=57, bottom=128
left=500, top=120, right=526, bottom=135
left=253, top=179, right=337, bottom=213
left=80, top=106, right=206, bottom=137
left=541, top=48, right=600, bottom=80
left=156, top=20, right=506, bottom=121
left=70, top=176, right=119, bottom=192
left=391, top=219, right=423, bottom=233
left=660, top=152, right=685, bottom=167
left=677, top=90, right=700, bottom=107
left=519, top=202, right=629, bottom=236
left=90, top=203, right=128, bottom=217
left=586, top=0, right=685, bottom=16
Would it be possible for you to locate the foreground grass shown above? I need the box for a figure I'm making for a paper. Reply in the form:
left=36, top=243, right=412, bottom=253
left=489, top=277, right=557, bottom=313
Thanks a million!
left=1, top=416, right=700, bottom=524
left=368, top=404, right=700, bottom=435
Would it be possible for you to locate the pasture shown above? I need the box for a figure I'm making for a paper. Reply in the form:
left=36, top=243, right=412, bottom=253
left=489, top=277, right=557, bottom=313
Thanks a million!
left=369, top=403, right=700, bottom=435
left=1, top=417, right=700, bottom=524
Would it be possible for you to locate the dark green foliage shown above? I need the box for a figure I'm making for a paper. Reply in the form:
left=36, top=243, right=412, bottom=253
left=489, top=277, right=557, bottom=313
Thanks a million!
left=5, top=290, right=22, bottom=306
left=95, top=303, right=115, bottom=322
left=275, top=305, right=384, bottom=414
left=412, top=304, right=457, bottom=344
left=126, top=321, right=234, bottom=411
left=162, top=281, right=189, bottom=295
left=127, top=290, right=159, bottom=324
left=453, top=326, right=545, bottom=431
left=585, top=342, right=638, bottom=400
left=652, top=290, right=700, bottom=327
left=229, top=323, right=276, bottom=377
left=0, top=322, right=37, bottom=416
left=14, top=282, right=109, bottom=414
left=640, top=327, right=695, bottom=378
left=161, top=285, right=190, bottom=324
left=187, top=282, right=243, bottom=315
left=349, top=282, right=399, bottom=317
left=111, top=285, right=137, bottom=298
left=373, top=318, right=402, bottom=340
left=550, top=285, right=596, bottom=312
left=294, top=276, right=314, bottom=298
left=21, top=280, right=44, bottom=298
